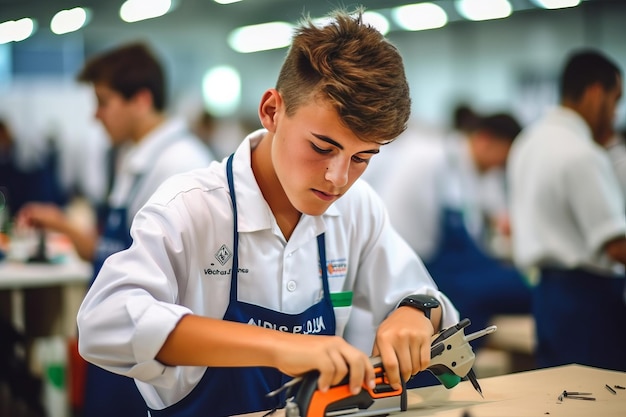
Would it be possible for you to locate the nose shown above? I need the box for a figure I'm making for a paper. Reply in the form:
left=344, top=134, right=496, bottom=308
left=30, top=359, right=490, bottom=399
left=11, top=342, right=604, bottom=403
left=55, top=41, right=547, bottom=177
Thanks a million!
left=325, top=156, right=350, bottom=187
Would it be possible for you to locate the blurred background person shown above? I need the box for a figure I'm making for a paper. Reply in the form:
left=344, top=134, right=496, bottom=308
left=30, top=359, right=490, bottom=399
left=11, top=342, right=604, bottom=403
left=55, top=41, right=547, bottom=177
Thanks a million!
left=507, top=49, right=626, bottom=371
left=0, top=118, right=67, bottom=220
left=16, top=41, right=215, bottom=417
left=599, top=126, right=626, bottom=199
left=376, top=112, right=532, bottom=344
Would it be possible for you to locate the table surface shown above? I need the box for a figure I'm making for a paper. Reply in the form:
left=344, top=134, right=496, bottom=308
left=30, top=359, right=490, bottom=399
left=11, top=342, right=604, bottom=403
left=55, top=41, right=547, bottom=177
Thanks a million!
left=0, top=257, right=92, bottom=289
left=240, top=364, right=626, bottom=417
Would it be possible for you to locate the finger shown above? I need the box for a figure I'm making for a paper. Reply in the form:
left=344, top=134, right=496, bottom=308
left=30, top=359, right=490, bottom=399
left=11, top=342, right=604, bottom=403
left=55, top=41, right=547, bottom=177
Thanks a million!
left=397, top=344, right=413, bottom=384
left=328, top=349, right=349, bottom=388
left=379, top=346, right=401, bottom=390
left=419, top=336, right=431, bottom=371
left=316, top=360, right=335, bottom=393
left=345, top=354, right=365, bottom=395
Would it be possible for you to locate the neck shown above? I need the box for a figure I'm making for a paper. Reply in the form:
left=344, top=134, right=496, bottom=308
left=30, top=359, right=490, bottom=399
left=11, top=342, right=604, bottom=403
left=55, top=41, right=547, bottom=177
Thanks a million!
left=251, top=133, right=301, bottom=240
left=132, top=112, right=166, bottom=143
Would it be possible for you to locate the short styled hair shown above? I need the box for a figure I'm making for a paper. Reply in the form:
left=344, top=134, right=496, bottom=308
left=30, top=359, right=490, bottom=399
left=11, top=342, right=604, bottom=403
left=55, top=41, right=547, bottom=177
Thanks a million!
left=77, top=42, right=167, bottom=111
left=276, top=8, right=411, bottom=145
left=560, top=49, right=621, bottom=102
left=474, top=113, right=522, bottom=142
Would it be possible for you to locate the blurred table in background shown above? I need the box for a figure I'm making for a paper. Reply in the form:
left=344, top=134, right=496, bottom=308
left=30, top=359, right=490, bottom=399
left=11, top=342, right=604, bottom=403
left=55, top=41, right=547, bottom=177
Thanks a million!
left=0, top=235, right=92, bottom=417
left=0, top=255, right=91, bottom=337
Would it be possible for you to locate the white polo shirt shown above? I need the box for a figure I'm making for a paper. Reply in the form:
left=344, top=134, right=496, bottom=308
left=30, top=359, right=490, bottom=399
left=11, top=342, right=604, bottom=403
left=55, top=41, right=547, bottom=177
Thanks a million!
left=77, top=130, right=459, bottom=410
left=108, top=117, right=215, bottom=223
left=507, top=106, right=626, bottom=275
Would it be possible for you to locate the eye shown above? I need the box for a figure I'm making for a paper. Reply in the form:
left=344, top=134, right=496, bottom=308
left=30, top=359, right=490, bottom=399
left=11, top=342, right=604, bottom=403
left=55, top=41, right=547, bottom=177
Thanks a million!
left=311, top=142, right=332, bottom=154
left=351, top=155, right=370, bottom=164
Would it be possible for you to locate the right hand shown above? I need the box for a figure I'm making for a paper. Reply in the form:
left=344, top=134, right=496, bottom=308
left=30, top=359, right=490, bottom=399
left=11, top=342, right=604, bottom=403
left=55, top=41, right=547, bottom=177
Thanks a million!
left=15, top=203, right=68, bottom=232
left=275, top=334, right=375, bottom=395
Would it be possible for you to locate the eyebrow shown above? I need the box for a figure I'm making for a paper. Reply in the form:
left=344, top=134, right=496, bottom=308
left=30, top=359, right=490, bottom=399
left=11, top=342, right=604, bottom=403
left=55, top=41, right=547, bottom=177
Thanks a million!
left=312, top=133, right=380, bottom=155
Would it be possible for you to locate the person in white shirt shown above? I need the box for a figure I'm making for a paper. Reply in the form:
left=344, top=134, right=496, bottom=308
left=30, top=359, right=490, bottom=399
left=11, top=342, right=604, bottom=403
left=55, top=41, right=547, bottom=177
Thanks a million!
left=17, top=42, right=215, bottom=417
left=77, top=10, right=459, bottom=417
left=507, top=49, right=626, bottom=371
left=377, top=114, right=531, bottom=347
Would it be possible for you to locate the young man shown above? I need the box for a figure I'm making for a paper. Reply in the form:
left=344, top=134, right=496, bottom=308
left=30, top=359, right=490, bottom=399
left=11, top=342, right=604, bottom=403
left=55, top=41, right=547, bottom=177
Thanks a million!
left=18, top=42, right=215, bottom=416
left=507, top=49, right=626, bottom=371
left=77, top=9, right=459, bottom=417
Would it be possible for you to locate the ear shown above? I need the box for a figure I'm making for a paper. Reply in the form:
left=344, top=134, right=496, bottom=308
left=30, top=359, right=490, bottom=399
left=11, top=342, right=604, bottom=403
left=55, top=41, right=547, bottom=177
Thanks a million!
left=583, top=82, right=604, bottom=105
left=131, top=88, right=154, bottom=110
left=258, top=89, right=282, bottom=133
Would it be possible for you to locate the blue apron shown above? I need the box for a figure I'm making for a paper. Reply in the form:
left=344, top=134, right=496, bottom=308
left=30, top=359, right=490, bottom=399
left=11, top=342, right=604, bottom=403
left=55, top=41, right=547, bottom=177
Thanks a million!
left=535, top=267, right=626, bottom=371
left=83, top=176, right=148, bottom=417
left=148, top=154, right=336, bottom=417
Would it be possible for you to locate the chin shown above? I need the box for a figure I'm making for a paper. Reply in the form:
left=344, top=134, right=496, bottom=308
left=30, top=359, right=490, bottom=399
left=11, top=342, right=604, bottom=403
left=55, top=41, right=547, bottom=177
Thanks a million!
left=297, top=201, right=331, bottom=217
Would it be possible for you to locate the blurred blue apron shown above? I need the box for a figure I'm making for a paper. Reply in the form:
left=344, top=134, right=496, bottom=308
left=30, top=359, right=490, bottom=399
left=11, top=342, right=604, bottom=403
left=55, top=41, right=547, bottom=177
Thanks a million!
left=148, top=154, right=336, bottom=417
left=535, top=267, right=626, bottom=371
left=84, top=132, right=184, bottom=416
left=423, top=148, right=531, bottom=343
left=83, top=174, right=149, bottom=417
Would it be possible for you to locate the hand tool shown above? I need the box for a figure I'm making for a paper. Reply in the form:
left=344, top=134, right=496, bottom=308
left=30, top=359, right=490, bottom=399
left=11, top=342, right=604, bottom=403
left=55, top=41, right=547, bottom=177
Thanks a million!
left=274, top=318, right=495, bottom=417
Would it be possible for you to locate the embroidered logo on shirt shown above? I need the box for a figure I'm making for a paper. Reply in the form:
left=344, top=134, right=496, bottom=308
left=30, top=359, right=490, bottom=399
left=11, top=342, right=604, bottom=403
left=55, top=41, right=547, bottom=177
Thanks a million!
left=215, top=244, right=232, bottom=266
left=325, top=258, right=348, bottom=279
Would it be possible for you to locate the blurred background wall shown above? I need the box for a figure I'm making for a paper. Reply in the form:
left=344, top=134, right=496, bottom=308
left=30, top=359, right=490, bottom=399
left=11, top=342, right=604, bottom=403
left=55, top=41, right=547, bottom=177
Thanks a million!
left=0, top=0, right=624, bottom=202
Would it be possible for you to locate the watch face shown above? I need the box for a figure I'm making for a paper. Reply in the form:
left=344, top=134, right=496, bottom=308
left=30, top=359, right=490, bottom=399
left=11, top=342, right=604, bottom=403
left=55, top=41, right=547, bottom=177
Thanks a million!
left=399, top=295, right=440, bottom=319
left=407, top=295, right=440, bottom=308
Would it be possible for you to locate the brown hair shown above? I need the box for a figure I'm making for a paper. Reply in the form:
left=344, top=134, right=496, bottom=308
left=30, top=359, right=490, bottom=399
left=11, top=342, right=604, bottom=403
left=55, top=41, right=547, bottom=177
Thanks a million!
left=77, top=42, right=167, bottom=111
left=276, top=8, right=411, bottom=144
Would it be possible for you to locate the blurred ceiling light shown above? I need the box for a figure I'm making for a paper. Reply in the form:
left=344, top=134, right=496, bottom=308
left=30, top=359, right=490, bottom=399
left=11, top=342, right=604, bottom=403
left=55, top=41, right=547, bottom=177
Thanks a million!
left=363, top=11, right=390, bottom=35
left=51, top=7, right=90, bottom=35
left=392, top=3, right=448, bottom=31
left=202, top=65, right=241, bottom=117
left=532, top=0, right=580, bottom=9
left=214, top=0, right=242, bottom=4
left=0, top=18, right=36, bottom=44
left=228, top=21, right=293, bottom=53
left=120, top=0, right=172, bottom=23
left=455, top=0, right=512, bottom=21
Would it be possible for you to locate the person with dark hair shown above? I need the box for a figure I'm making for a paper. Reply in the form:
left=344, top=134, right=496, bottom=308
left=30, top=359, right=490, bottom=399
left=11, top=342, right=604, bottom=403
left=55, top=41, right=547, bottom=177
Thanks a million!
left=507, top=49, right=626, bottom=371
left=77, top=9, right=459, bottom=417
left=378, top=111, right=532, bottom=354
left=16, top=42, right=215, bottom=416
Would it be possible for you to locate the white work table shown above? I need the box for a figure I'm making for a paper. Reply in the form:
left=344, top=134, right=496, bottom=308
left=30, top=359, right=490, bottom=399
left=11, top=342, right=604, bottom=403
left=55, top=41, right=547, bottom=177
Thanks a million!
left=0, top=256, right=92, bottom=336
left=239, top=364, right=626, bottom=417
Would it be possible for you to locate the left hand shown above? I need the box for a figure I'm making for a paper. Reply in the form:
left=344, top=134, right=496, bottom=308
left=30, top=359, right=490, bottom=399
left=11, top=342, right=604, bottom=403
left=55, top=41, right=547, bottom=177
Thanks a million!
left=371, top=306, right=434, bottom=390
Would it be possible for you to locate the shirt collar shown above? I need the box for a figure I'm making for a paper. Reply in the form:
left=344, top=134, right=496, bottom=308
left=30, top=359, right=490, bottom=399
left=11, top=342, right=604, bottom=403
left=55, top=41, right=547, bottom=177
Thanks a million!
left=547, top=106, right=593, bottom=142
left=125, top=118, right=188, bottom=174
left=230, top=129, right=338, bottom=237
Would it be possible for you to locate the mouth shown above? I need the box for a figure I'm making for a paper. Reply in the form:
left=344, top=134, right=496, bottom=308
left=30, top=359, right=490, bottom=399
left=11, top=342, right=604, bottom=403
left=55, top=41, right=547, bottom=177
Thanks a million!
left=312, top=189, right=339, bottom=202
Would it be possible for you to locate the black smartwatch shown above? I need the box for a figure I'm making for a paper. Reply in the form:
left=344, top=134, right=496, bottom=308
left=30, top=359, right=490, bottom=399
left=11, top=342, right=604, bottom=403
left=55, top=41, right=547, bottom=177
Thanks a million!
left=398, top=294, right=440, bottom=319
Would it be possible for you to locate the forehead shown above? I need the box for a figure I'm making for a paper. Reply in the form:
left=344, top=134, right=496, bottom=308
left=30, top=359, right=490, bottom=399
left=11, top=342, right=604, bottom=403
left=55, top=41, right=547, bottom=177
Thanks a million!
left=93, top=83, right=121, bottom=100
left=290, top=98, right=380, bottom=151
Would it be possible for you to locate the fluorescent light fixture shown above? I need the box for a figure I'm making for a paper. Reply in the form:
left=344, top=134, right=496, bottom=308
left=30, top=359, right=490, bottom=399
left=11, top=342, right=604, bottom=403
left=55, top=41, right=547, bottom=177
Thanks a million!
left=228, top=21, right=293, bottom=53
left=51, top=7, right=90, bottom=35
left=392, top=3, right=448, bottom=31
left=214, top=0, right=242, bottom=4
left=363, top=11, right=390, bottom=35
left=120, top=0, right=172, bottom=23
left=0, top=18, right=36, bottom=44
left=455, top=0, right=512, bottom=21
left=202, top=65, right=241, bottom=116
left=532, top=0, right=580, bottom=9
